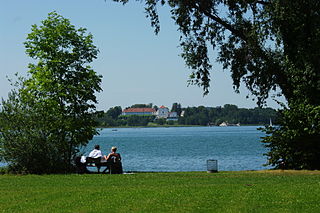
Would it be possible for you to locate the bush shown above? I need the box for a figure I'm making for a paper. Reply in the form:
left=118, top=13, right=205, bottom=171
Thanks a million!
left=261, top=103, right=320, bottom=169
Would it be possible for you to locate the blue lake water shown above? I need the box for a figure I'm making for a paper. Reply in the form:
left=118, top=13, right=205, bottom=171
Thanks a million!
left=0, top=126, right=271, bottom=171
left=85, top=126, right=271, bottom=172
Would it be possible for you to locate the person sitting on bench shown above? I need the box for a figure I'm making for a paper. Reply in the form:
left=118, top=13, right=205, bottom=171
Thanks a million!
left=105, top=146, right=123, bottom=174
left=89, top=144, right=103, bottom=158
left=87, top=144, right=104, bottom=172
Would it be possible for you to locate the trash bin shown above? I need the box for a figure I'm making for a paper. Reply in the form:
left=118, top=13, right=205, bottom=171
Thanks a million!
left=207, top=159, right=218, bottom=173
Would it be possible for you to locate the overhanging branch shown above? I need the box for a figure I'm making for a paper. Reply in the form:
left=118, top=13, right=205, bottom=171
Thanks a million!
left=192, top=2, right=248, bottom=42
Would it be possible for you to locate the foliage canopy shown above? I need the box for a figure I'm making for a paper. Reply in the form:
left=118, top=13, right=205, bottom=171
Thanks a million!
left=114, top=0, right=320, bottom=106
left=0, top=12, right=102, bottom=173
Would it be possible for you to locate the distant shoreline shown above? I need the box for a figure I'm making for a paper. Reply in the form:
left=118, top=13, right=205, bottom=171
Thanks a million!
left=96, top=124, right=267, bottom=129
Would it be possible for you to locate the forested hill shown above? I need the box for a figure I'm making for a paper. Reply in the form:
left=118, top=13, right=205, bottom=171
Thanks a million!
left=96, top=104, right=278, bottom=127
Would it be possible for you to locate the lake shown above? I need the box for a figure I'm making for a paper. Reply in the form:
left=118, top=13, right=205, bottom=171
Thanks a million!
left=0, top=126, right=271, bottom=171
left=86, top=126, right=271, bottom=172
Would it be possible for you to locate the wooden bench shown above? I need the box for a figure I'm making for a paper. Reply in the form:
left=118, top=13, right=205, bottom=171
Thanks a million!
left=76, top=157, right=123, bottom=174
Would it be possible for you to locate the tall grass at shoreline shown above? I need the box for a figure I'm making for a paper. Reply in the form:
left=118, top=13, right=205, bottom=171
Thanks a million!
left=1, top=170, right=320, bottom=212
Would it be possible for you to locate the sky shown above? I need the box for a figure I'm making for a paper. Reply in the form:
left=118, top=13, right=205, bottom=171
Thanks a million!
left=0, top=0, right=285, bottom=111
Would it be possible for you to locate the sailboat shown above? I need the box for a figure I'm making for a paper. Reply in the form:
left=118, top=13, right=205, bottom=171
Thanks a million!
left=269, top=118, right=273, bottom=127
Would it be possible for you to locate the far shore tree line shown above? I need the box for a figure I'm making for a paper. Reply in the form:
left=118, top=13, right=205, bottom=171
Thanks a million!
left=96, top=103, right=278, bottom=127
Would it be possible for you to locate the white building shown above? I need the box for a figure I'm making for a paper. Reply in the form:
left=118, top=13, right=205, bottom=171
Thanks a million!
left=167, top=112, right=178, bottom=121
left=156, top=105, right=169, bottom=118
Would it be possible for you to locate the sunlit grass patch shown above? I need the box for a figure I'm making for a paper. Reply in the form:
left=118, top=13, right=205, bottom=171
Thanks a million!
left=1, top=171, right=320, bottom=212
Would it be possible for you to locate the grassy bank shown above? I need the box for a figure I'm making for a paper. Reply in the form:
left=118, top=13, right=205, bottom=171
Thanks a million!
left=1, top=170, right=320, bottom=212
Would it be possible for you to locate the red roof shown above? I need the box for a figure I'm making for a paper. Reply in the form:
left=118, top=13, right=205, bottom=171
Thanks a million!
left=159, top=105, right=167, bottom=109
left=123, top=108, right=156, bottom=113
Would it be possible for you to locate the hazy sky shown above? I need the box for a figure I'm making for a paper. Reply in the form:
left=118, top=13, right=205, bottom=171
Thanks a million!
left=0, top=0, right=285, bottom=111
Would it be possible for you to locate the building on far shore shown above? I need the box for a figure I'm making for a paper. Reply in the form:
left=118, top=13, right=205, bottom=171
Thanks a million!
left=122, top=108, right=156, bottom=116
left=219, top=122, right=228, bottom=127
left=219, top=121, right=240, bottom=127
left=167, top=112, right=178, bottom=121
left=122, top=105, right=179, bottom=121
left=156, top=106, right=179, bottom=121
left=156, top=105, right=169, bottom=118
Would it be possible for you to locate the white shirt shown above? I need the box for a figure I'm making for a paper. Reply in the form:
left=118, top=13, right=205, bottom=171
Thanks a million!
left=88, top=149, right=102, bottom=158
left=80, top=156, right=87, bottom=163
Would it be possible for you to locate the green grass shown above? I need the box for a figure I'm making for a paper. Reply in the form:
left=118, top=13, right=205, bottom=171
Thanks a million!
left=1, top=170, right=320, bottom=212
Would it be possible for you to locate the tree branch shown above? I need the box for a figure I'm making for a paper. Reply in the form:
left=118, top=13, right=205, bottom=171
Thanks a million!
left=190, top=1, right=289, bottom=99
left=192, top=2, right=248, bottom=41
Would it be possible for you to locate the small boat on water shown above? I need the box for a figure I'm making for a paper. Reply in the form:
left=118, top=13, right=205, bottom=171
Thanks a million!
left=112, top=129, right=118, bottom=131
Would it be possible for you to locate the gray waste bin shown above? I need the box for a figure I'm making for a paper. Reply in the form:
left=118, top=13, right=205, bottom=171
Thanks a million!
left=207, top=159, right=218, bottom=173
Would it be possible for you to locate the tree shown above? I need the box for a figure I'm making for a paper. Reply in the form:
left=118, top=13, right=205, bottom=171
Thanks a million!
left=0, top=85, right=58, bottom=173
left=153, top=105, right=159, bottom=111
left=155, top=118, right=166, bottom=125
left=112, top=0, right=320, bottom=169
left=112, top=0, right=319, bottom=105
left=126, top=115, right=153, bottom=126
left=106, top=106, right=122, bottom=119
left=261, top=104, right=320, bottom=169
left=0, top=12, right=102, bottom=173
left=130, top=104, right=151, bottom=108
left=171, top=102, right=182, bottom=116
left=176, top=104, right=276, bottom=126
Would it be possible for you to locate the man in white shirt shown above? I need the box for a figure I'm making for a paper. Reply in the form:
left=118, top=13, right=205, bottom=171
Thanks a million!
left=87, top=144, right=104, bottom=173
left=88, top=144, right=103, bottom=158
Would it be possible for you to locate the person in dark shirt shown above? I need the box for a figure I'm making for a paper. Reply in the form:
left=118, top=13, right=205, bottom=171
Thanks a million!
left=105, top=146, right=123, bottom=174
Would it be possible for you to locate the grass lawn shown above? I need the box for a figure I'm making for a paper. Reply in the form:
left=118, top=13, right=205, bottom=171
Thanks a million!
left=1, top=170, right=320, bottom=212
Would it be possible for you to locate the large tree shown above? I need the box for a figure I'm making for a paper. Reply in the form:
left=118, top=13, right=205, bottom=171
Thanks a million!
left=112, top=0, right=320, bottom=169
left=0, top=12, right=102, bottom=173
